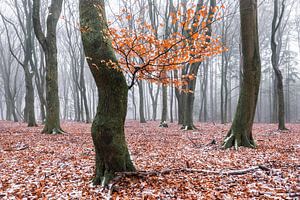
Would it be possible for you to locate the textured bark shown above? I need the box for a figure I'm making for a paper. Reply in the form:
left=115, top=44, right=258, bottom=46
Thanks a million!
left=32, top=0, right=63, bottom=133
left=223, top=0, right=261, bottom=149
left=80, top=0, right=135, bottom=185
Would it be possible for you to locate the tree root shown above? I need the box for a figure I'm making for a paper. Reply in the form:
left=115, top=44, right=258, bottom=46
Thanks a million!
left=102, top=165, right=271, bottom=197
left=180, top=124, right=198, bottom=130
left=222, top=130, right=256, bottom=150
left=115, top=165, right=270, bottom=178
left=42, top=127, right=65, bottom=134
left=27, top=122, right=38, bottom=127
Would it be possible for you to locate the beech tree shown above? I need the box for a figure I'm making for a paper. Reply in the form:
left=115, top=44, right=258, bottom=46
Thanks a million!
left=271, top=0, right=287, bottom=130
left=1, top=0, right=37, bottom=127
left=80, top=0, right=223, bottom=185
left=79, top=0, right=136, bottom=185
left=32, top=0, right=63, bottom=133
left=223, top=0, right=261, bottom=149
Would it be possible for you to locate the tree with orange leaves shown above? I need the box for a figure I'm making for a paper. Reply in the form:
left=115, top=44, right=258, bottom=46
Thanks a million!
left=107, top=3, right=223, bottom=91
left=80, top=0, right=224, bottom=185
left=106, top=0, right=223, bottom=129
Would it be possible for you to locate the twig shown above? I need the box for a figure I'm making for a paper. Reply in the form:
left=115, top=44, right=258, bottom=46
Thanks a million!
left=187, top=134, right=202, bottom=148
left=4, top=144, right=29, bottom=151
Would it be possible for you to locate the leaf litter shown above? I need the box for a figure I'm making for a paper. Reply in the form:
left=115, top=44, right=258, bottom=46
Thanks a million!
left=0, top=121, right=299, bottom=199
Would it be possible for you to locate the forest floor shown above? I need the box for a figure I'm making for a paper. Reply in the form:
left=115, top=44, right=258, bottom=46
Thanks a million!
left=0, top=121, right=299, bottom=199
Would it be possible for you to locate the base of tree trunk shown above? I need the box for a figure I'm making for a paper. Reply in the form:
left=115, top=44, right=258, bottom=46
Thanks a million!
left=180, top=125, right=197, bottom=130
left=159, top=121, right=168, bottom=128
left=42, top=127, right=64, bottom=134
left=93, top=156, right=135, bottom=186
left=278, top=126, right=288, bottom=131
left=222, top=129, right=256, bottom=150
left=92, top=169, right=115, bottom=186
left=27, top=122, right=38, bottom=127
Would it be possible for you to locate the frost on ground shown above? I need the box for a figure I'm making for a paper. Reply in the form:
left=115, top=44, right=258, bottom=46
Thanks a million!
left=0, top=121, right=299, bottom=199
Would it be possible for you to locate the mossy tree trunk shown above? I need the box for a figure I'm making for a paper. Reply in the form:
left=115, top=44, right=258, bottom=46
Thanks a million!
left=223, top=0, right=261, bottom=149
left=32, top=0, right=63, bottom=133
left=79, top=0, right=135, bottom=186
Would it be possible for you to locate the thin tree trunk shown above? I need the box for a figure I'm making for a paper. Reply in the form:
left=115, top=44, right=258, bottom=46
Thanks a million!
left=138, top=80, right=146, bottom=123
left=271, top=0, right=287, bottom=130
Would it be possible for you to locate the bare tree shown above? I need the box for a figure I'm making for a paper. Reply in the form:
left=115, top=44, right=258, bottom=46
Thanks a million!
left=223, top=0, right=261, bottom=149
left=32, top=0, right=63, bottom=133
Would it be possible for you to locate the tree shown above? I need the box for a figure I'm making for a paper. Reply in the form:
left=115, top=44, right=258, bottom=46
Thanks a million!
left=79, top=0, right=135, bottom=185
left=1, top=0, right=37, bottom=127
left=32, top=0, right=63, bottom=133
left=222, top=0, right=261, bottom=149
left=137, top=80, right=146, bottom=123
left=271, top=0, right=287, bottom=130
left=0, top=33, right=19, bottom=122
left=177, top=0, right=217, bottom=129
left=80, top=0, right=223, bottom=185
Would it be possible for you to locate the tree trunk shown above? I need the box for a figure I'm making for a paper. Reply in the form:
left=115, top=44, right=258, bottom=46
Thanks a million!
left=170, top=81, right=174, bottom=123
left=138, top=80, right=146, bottom=123
left=32, top=0, right=63, bottom=133
left=181, top=0, right=215, bottom=129
left=131, top=87, right=137, bottom=120
left=24, top=72, right=37, bottom=126
left=161, top=85, right=168, bottom=123
left=223, top=0, right=261, bottom=149
left=148, top=83, right=159, bottom=121
left=271, top=0, right=287, bottom=130
left=79, top=0, right=135, bottom=185
left=210, top=60, right=214, bottom=121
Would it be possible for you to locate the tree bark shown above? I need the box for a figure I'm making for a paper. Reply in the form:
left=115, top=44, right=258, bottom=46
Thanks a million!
left=79, top=0, right=135, bottom=185
left=32, top=0, right=63, bottom=133
left=223, top=0, right=261, bottom=149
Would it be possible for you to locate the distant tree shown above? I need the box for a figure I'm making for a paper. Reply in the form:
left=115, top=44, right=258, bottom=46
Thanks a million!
left=0, top=34, right=19, bottom=122
left=32, top=0, right=63, bottom=133
left=1, top=0, right=37, bottom=127
left=271, top=0, right=287, bottom=130
left=223, top=0, right=261, bottom=149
